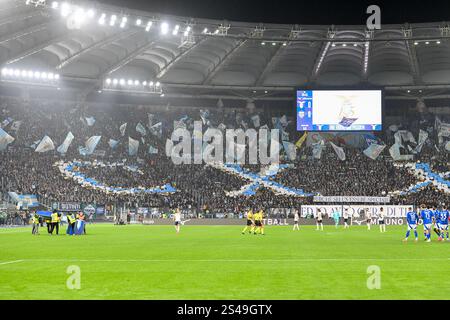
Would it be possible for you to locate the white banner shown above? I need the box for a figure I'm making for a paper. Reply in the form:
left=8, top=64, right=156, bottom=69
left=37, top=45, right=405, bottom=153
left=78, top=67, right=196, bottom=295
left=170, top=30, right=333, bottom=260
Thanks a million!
left=301, top=205, right=412, bottom=218
left=313, top=196, right=390, bottom=203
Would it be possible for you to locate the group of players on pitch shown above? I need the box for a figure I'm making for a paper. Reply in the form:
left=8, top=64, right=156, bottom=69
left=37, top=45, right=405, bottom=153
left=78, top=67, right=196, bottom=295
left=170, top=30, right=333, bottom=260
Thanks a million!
left=404, top=204, right=449, bottom=242
left=241, top=209, right=265, bottom=235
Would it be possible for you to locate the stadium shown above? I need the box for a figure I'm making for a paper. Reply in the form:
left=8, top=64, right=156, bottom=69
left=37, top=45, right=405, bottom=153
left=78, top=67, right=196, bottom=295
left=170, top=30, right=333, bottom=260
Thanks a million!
left=0, top=0, right=449, bottom=303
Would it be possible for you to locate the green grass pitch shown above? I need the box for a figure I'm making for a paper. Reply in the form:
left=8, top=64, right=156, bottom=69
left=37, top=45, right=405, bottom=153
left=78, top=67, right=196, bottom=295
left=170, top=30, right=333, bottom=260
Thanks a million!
left=0, top=224, right=448, bottom=300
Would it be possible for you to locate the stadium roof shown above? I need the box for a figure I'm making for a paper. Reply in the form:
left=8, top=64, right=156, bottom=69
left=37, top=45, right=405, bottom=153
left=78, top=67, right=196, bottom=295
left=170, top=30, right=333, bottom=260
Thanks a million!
left=1, top=0, right=450, bottom=103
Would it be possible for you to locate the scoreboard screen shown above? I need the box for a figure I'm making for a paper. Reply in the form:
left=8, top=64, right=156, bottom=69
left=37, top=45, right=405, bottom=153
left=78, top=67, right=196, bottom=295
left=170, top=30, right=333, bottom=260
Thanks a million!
left=296, top=90, right=383, bottom=131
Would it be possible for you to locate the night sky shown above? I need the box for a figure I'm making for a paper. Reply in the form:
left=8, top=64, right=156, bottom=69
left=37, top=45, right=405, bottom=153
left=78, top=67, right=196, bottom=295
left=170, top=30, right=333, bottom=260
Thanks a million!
left=97, top=0, right=450, bottom=25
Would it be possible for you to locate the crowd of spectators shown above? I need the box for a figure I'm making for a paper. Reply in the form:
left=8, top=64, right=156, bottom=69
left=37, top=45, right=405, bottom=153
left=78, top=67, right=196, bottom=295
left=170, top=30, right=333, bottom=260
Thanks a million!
left=0, top=95, right=448, bottom=213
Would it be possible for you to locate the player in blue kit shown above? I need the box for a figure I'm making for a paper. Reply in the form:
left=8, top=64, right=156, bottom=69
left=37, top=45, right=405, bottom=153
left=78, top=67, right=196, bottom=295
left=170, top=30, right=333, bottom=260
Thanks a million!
left=432, top=206, right=441, bottom=237
left=403, top=207, right=419, bottom=242
left=420, top=204, right=434, bottom=242
left=437, top=205, right=449, bottom=241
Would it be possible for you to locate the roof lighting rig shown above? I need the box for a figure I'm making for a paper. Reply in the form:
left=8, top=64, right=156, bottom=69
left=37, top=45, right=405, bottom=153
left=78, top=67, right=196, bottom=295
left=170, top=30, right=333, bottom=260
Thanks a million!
left=103, top=77, right=163, bottom=96
left=1, top=67, right=60, bottom=86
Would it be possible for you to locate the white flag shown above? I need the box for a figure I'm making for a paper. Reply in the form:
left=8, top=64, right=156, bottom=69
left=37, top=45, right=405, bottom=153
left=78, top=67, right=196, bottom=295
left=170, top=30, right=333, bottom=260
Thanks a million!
left=35, top=136, right=55, bottom=153
left=136, top=122, right=147, bottom=136
left=282, top=141, right=296, bottom=161
left=128, top=137, right=139, bottom=156
left=363, top=143, right=386, bottom=160
left=0, top=128, right=14, bottom=151
left=330, top=142, right=346, bottom=161
left=119, top=123, right=127, bottom=136
left=57, top=132, right=74, bottom=154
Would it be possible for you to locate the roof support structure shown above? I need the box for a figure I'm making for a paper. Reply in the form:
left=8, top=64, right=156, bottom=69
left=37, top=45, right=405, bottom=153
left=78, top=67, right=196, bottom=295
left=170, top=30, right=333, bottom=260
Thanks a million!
left=254, top=44, right=285, bottom=86
left=0, top=20, right=53, bottom=44
left=202, top=39, right=247, bottom=85
left=56, top=29, right=138, bottom=69
left=402, top=26, right=421, bottom=84
left=2, top=31, right=77, bottom=65
left=99, top=37, right=160, bottom=78
left=156, top=37, right=207, bottom=79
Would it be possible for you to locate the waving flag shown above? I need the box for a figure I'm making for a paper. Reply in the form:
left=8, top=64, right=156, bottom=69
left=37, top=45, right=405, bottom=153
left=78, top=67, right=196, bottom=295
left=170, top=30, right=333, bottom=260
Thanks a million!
left=295, top=132, right=308, bottom=149
left=0, top=128, right=14, bottom=151
left=119, top=123, right=127, bottom=137
left=57, top=132, right=74, bottom=154
left=330, top=142, right=346, bottom=161
left=35, top=136, right=55, bottom=153
left=414, top=129, right=429, bottom=153
left=363, top=133, right=379, bottom=147
left=363, top=143, right=386, bottom=160
left=282, top=130, right=289, bottom=142
left=79, top=136, right=101, bottom=156
left=85, top=117, right=96, bottom=126
left=128, top=137, right=139, bottom=156
left=148, top=114, right=155, bottom=128
left=282, top=141, right=296, bottom=161
left=200, top=109, right=210, bottom=125
left=136, top=122, right=147, bottom=136
left=108, top=139, right=119, bottom=149
left=312, top=142, right=324, bottom=159
left=150, top=122, right=162, bottom=137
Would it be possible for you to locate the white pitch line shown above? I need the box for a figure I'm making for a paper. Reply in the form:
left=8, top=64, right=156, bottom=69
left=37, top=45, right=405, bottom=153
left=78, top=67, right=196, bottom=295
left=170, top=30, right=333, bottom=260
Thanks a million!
left=17, top=258, right=450, bottom=263
left=0, top=260, right=24, bottom=266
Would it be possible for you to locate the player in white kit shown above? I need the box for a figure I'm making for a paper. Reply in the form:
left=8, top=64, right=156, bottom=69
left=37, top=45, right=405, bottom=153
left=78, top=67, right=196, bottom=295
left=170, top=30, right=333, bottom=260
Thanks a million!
left=343, top=208, right=350, bottom=229
left=316, top=209, right=324, bottom=231
left=293, top=210, right=300, bottom=231
left=378, top=207, right=386, bottom=233
left=365, top=208, right=372, bottom=231
left=173, top=208, right=182, bottom=233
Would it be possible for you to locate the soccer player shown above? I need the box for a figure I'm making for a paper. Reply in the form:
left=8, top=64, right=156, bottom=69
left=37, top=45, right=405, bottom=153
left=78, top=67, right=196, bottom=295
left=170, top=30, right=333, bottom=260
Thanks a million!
left=403, top=207, right=419, bottom=242
left=343, top=208, right=350, bottom=229
left=174, top=208, right=182, bottom=233
left=31, top=211, right=39, bottom=235
left=253, top=210, right=262, bottom=235
left=332, top=210, right=340, bottom=229
left=316, top=209, right=323, bottom=231
left=242, top=209, right=254, bottom=234
left=293, top=210, right=300, bottom=231
left=432, top=206, right=441, bottom=237
left=254, top=209, right=265, bottom=235
left=378, top=207, right=386, bottom=233
left=365, top=208, right=372, bottom=231
left=437, top=205, right=449, bottom=241
left=420, top=204, right=433, bottom=242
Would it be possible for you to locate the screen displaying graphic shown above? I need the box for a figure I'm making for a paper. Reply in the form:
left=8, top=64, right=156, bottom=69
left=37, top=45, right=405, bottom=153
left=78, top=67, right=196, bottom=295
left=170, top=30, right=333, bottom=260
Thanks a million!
left=296, top=90, right=383, bottom=131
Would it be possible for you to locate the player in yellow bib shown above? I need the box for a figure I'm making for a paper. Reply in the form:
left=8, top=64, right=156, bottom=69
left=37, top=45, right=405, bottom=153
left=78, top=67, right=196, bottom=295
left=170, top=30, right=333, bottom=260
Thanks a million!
left=242, top=209, right=255, bottom=234
left=254, top=210, right=265, bottom=235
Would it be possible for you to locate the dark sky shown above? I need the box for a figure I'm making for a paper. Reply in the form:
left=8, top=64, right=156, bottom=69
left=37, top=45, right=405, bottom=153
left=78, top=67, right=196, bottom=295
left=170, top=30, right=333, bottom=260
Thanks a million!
left=98, top=0, right=450, bottom=25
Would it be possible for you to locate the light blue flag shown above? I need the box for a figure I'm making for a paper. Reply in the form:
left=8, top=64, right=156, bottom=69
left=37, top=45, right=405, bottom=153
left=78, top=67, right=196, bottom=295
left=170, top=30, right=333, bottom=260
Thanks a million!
left=136, top=122, right=147, bottom=136
left=150, top=122, right=162, bottom=137
left=282, top=141, right=296, bottom=161
left=129, top=137, right=139, bottom=156
left=148, top=145, right=158, bottom=154
left=0, top=127, right=14, bottom=151
left=79, top=136, right=101, bottom=155
left=57, top=132, right=74, bottom=154
left=119, top=123, right=127, bottom=136
left=363, top=143, right=386, bottom=160
left=108, top=139, right=119, bottom=149
left=35, top=136, right=55, bottom=153
left=85, top=117, right=96, bottom=126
